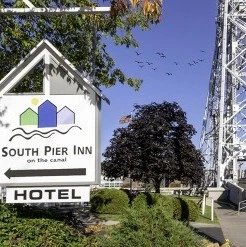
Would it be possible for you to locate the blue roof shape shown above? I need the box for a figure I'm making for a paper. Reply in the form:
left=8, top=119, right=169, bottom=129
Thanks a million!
left=38, top=100, right=57, bottom=128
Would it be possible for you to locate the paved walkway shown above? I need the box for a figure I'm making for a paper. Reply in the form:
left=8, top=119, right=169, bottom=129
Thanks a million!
left=190, top=221, right=225, bottom=245
left=215, top=201, right=246, bottom=247
left=191, top=201, right=246, bottom=247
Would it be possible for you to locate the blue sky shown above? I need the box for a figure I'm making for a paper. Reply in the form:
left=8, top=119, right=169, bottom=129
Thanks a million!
left=100, top=0, right=217, bottom=153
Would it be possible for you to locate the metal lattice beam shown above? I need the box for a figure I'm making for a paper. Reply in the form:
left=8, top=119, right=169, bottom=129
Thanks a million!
left=200, top=0, right=246, bottom=187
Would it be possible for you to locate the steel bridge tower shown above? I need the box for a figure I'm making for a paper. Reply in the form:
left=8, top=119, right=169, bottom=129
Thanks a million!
left=200, top=0, right=246, bottom=187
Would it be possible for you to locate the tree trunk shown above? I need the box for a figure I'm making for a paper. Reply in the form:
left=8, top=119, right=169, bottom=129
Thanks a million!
left=154, top=181, right=161, bottom=193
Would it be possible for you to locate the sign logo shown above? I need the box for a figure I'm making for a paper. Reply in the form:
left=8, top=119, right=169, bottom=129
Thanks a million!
left=9, top=99, right=81, bottom=141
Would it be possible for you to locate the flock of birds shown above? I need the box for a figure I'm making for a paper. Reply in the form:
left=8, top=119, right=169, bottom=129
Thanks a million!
left=134, top=50, right=207, bottom=76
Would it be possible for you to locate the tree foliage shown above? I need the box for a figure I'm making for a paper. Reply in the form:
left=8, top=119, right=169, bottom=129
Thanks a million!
left=0, top=0, right=162, bottom=91
left=102, top=102, right=204, bottom=192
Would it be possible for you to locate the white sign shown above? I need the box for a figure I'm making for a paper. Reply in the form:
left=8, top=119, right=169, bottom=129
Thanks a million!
left=6, top=186, right=90, bottom=203
left=0, top=95, right=97, bottom=186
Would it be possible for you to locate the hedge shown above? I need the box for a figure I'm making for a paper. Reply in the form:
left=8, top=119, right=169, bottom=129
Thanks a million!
left=97, top=206, right=202, bottom=247
left=90, top=189, right=129, bottom=214
left=0, top=203, right=87, bottom=247
left=132, top=193, right=199, bottom=221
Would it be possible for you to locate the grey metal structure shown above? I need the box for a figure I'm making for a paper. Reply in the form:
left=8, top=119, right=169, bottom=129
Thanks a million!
left=200, top=0, right=246, bottom=187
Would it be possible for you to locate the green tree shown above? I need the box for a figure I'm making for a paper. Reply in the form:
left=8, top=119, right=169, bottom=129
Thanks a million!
left=102, top=101, right=204, bottom=193
left=0, top=0, right=162, bottom=91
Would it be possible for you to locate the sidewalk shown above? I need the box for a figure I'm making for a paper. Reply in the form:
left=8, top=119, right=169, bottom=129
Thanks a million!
left=191, top=201, right=246, bottom=247
left=190, top=221, right=225, bottom=245
left=215, top=201, right=246, bottom=247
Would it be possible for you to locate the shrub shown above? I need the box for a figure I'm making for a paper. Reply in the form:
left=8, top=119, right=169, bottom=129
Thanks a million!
left=120, top=188, right=131, bottom=197
left=132, top=193, right=181, bottom=219
left=0, top=203, right=87, bottom=247
left=178, top=198, right=200, bottom=221
left=90, top=189, right=129, bottom=214
left=132, top=193, right=200, bottom=222
left=172, top=196, right=182, bottom=220
left=98, top=206, right=201, bottom=247
left=185, top=199, right=200, bottom=221
left=133, top=194, right=200, bottom=222
left=132, top=192, right=154, bottom=209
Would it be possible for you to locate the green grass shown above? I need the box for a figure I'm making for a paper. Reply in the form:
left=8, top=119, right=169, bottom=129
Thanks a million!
left=179, top=195, right=219, bottom=224
left=180, top=195, right=203, bottom=200
left=97, top=213, right=122, bottom=221
left=196, top=205, right=219, bottom=224
left=180, top=195, right=203, bottom=205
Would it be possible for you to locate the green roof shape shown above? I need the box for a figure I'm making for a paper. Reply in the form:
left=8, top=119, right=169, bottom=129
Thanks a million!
left=20, top=108, right=38, bottom=126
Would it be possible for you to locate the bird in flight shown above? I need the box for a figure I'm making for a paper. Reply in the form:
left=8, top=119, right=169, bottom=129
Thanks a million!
left=156, top=52, right=166, bottom=58
left=198, top=59, right=204, bottom=62
left=135, top=51, right=142, bottom=56
left=166, top=72, right=172, bottom=76
left=174, top=62, right=179, bottom=65
left=200, top=50, right=206, bottom=53
left=193, top=60, right=199, bottom=64
left=188, top=63, right=194, bottom=66
left=152, top=67, right=157, bottom=70
left=146, top=61, right=153, bottom=65
left=135, top=60, right=144, bottom=64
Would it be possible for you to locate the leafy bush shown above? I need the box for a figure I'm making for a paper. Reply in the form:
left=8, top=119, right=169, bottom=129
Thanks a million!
left=119, top=188, right=132, bottom=199
left=0, top=203, right=87, bottom=247
left=172, top=196, right=182, bottom=220
left=178, top=198, right=200, bottom=221
left=132, top=193, right=181, bottom=219
left=98, top=206, right=201, bottom=247
left=132, top=192, right=168, bottom=208
left=132, top=192, right=154, bottom=209
left=184, top=199, right=200, bottom=221
left=90, top=189, right=129, bottom=214
left=132, top=193, right=200, bottom=221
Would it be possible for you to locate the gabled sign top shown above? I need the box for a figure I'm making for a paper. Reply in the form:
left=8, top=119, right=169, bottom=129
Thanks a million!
left=0, top=39, right=109, bottom=104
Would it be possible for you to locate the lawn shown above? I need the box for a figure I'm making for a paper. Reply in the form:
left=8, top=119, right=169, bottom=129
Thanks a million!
left=97, top=213, right=122, bottom=222
left=180, top=195, right=219, bottom=224
left=196, top=205, right=219, bottom=224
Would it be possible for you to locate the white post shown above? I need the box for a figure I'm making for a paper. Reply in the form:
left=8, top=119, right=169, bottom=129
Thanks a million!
left=211, top=198, right=214, bottom=221
left=202, top=193, right=206, bottom=215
